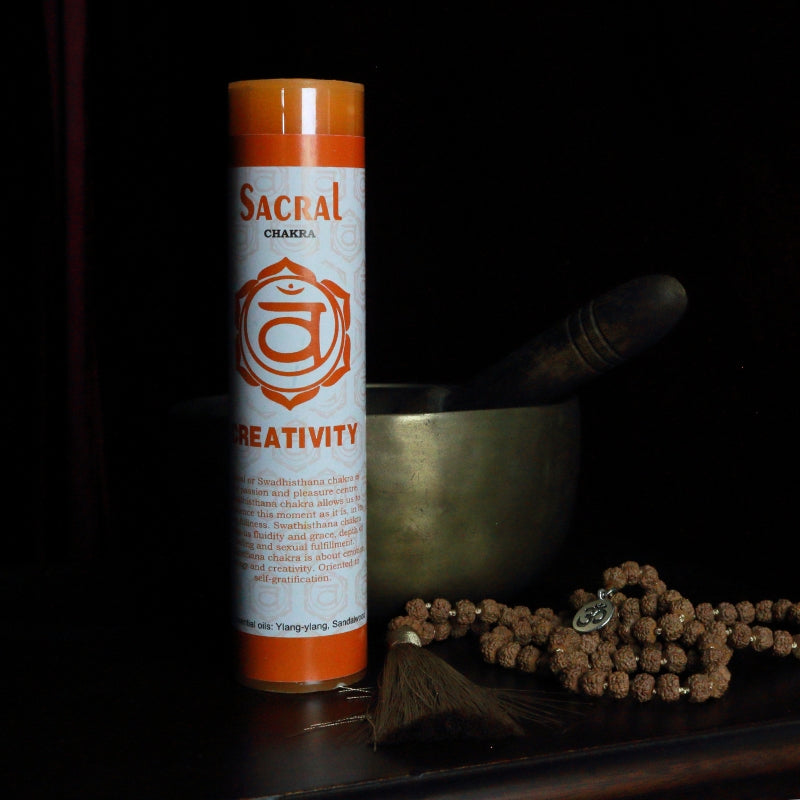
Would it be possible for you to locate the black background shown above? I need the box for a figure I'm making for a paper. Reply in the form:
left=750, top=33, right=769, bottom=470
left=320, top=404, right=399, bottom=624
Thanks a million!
left=6, top=2, right=800, bottom=621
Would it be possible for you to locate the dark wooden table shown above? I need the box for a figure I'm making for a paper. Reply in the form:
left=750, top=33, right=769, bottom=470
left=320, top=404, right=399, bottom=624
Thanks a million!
left=5, top=563, right=800, bottom=800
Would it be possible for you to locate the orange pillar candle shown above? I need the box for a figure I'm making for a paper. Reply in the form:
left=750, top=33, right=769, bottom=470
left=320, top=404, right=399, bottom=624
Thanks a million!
left=228, top=79, right=367, bottom=692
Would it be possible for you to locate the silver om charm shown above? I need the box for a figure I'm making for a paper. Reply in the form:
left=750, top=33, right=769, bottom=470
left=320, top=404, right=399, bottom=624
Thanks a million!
left=572, top=588, right=616, bottom=632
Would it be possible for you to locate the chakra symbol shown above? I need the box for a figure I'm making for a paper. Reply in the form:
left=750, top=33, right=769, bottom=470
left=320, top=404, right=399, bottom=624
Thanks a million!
left=235, top=257, right=351, bottom=410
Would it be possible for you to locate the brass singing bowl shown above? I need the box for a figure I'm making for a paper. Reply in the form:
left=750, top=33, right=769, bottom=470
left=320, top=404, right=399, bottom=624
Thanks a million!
left=366, top=384, right=580, bottom=621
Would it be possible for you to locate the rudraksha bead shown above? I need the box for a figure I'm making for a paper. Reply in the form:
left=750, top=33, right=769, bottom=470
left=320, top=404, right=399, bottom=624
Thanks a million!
left=558, top=665, right=585, bottom=693
left=613, top=644, right=640, bottom=673
left=549, top=626, right=582, bottom=653
left=619, top=596, right=642, bottom=623
left=580, top=669, right=608, bottom=697
left=755, top=599, right=773, bottom=623
left=687, top=673, right=713, bottom=703
left=616, top=620, right=635, bottom=645
left=433, top=621, right=451, bottom=641
left=716, top=602, right=738, bottom=625
left=638, top=565, right=661, bottom=590
left=708, top=665, right=731, bottom=698
left=535, top=606, right=559, bottom=622
left=455, top=599, right=478, bottom=625
left=656, top=673, right=681, bottom=702
left=640, top=643, right=663, bottom=673
left=664, top=642, right=688, bottom=673
left=551, top=648, right=589, bottom=673
left=602, top=566, right=628, bottom=590
left=607, top=670, right=630, bottom=699
left=568, top=589, right=595, bottom=611
left=659, top=612, right=685, bottom=641
left=681, top=619, right=706, bottom=647
left=773, top=599, right=792, bottom=622
left=388, top=615, right=416, bottom=633
left=701, top=643, right=732, bottom=670
left=497, top=641, right=521, bottom=668
left=578, top=630, right=601, bottom=654
left=751, top=625, right=774, bottom=652
left=599, top=616, right=620, bottom=642
left=735, top=600, right=755, bottom=624
left=772, top=629, right=794, bottom=657
left=695, top=602, right=715, bottom=626
left=640, top=592, right=660, bottom=617
left=479, top=632, right=506, bottom=663
left=705, top=620, right=729, bottom=644
left=729, top=622, right=753, bottom=649
left=591, top=646, right=614, bottom=672
left=632, top=616, right=658, bottom=644
left=405, top=598, right=429, bottom=620
left=658, top=589, right=684, bottom=615
left=530, top=615, right=554, bottom=645
left=418, top=621, right=436, bottom=646
left=500, top=606, right=520, bottom=627
left=516, top=645, right=541, bottom=672
left=511, top=617, right=533, bottom=645
left=428, top=597, right=452, bottom=624
left=620, top=561, right=642, bottom=586
left=631, top=672, right=655, bottom=702
left=671, top=597, right=696, bottom=621
left=621, top=560, right=643, bottom=584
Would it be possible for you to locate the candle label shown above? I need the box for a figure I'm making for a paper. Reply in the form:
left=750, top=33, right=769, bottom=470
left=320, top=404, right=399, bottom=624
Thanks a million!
left=229, top=162, right=366, bottom=639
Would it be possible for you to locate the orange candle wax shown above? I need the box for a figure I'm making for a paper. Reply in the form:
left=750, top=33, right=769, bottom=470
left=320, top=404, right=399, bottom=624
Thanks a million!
left=228, top=79, right=367, bottom=693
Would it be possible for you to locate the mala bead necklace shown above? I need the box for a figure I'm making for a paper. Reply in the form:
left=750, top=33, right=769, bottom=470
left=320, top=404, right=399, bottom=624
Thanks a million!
left=366, top=562, right=800, bottom=744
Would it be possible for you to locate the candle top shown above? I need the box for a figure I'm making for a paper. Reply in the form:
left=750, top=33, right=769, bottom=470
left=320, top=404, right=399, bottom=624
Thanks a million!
left=229, top=79, right=364, bottom=136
